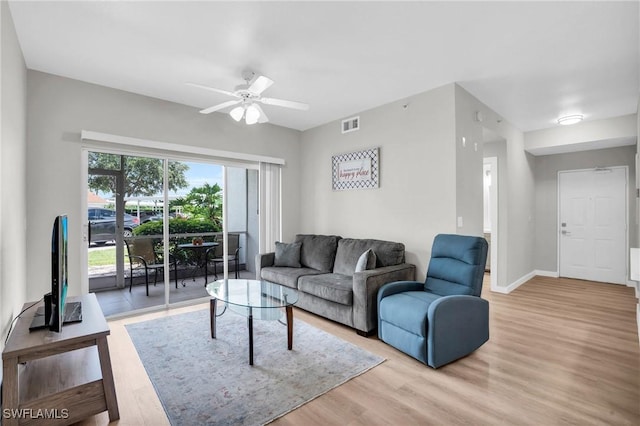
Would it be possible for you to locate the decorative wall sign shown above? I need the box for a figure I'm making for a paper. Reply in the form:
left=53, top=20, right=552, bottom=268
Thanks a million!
left=332, top=147, right=379, bottom=191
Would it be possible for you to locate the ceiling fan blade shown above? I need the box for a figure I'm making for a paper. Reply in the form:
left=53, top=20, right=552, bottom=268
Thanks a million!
left=248, top=75, right=274, bottom=95
left=260, top=97, right=309, bottom=111
left=186, top=82, right=239, bottom=98
left=253, top=103, right=269, bottom=123
left=199, top=99, right=242, bottom=114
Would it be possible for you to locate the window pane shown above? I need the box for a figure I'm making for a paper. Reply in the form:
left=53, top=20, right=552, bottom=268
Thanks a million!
left=88, top=152, right=121, bottom=171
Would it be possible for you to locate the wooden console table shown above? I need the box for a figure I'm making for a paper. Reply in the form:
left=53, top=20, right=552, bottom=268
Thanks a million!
left=2, top=293, right=119, bottom=426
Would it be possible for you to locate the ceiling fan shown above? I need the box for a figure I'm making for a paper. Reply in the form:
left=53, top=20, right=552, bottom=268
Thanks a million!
left=187, top=71, right=309, bottom=125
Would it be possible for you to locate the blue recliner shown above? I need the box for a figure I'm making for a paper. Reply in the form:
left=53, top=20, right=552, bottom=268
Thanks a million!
left=377, top=234, right=489, bottom=368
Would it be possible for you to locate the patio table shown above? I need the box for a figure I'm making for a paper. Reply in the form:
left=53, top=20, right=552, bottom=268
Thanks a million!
left=177, top=242, right=219, bottom=285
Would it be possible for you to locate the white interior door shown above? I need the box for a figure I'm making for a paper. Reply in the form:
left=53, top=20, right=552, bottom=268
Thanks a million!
left=559, top=167, right=627, bottom=284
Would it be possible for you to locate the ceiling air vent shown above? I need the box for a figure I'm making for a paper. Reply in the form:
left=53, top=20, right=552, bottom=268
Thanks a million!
left=341, top=116, right=360, bottom=134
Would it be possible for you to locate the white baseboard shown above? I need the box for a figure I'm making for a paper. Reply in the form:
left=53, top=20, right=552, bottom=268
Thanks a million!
left=535, top=270, right=559, bottom=278
left=491, top=286, right=510, bottom=294
left=493, top=270, right=537, bottom=294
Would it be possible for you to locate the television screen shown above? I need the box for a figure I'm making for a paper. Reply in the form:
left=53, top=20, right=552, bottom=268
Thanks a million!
left=29, top=214, right=81, bottom=332
left=49, top=215, right=68, bottom=332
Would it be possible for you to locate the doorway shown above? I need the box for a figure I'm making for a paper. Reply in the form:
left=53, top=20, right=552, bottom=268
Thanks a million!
left=85, top=150, right=261, bottom=316
left=483, top=156, right=498, bottom=290
left=558, top=167, right=628, bottom=284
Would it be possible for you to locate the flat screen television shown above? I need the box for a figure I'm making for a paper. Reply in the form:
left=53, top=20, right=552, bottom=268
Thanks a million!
left=30, top=214, right=82, bottom=332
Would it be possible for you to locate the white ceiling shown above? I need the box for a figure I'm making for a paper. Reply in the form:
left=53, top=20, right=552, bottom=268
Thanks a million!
left=8, top=1, right=639, bottom=132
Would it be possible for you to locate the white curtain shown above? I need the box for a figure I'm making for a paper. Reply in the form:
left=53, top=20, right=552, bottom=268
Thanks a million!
left=259, top=162, right=281, bottom=253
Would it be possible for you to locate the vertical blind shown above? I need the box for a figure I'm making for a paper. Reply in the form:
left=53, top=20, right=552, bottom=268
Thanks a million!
left=259, top=162, right=282, bottom=253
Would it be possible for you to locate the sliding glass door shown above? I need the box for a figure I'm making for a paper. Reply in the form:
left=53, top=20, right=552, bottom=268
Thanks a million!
left=85, top=149, right=262, bottom=316
left=87, top=152, right=169, bottom=314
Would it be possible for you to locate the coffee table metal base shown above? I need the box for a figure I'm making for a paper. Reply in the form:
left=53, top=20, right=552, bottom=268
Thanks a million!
left=210, top=299, right=294, bottom=365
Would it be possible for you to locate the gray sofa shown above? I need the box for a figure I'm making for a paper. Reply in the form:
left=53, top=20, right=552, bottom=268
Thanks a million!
left=256, top=234, right=416, bottom=335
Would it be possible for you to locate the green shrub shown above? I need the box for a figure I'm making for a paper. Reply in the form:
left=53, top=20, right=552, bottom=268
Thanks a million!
left=134, top=217, right=221, bottom=236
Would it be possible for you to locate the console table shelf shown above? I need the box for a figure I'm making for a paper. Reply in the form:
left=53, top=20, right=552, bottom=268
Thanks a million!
left=2, top=293, right=119, bottom=426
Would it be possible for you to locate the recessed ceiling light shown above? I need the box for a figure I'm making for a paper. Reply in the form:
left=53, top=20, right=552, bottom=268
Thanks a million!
left=557, top=114, right=583, bottom=125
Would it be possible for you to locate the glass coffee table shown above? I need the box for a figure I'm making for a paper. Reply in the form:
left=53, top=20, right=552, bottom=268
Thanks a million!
left=205, top=279, right=299, bottom=365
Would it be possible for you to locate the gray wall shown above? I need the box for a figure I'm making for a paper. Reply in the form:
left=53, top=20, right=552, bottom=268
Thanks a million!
left=454, top=85, right=489, bottom=237
left=0, top=1, right=28, bottom=358
left=26, top=71, right=302, bottom=300
left=299, top=82, right=536, bottom=288
left=300, top=84, right=457, bottom=280
left=454, top=85, right=535, bottom=289
left=534, top=145, right=637, bottom=273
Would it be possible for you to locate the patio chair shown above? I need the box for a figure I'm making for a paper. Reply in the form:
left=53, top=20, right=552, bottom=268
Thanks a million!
left=125, top=238, right=178, bottom=296
left=205, top=233, right=240, bottom=282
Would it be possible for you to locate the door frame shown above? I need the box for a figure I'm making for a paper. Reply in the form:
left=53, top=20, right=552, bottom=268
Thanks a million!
left=80, top=132, right=282, bottom=314
left=556, top=166, right=629, bottom=284
left=483, top=156, right=499, bottom=292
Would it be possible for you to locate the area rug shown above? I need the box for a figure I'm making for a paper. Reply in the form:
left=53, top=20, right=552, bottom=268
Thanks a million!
left=125, top=308, right=384, bottom=426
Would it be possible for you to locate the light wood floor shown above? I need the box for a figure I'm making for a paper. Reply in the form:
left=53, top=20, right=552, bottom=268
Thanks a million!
left=78, top=275, right=640, bottom=425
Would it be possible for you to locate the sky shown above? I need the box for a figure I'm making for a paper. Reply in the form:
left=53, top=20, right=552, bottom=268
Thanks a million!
left=177, top=161, right=224, bottom=197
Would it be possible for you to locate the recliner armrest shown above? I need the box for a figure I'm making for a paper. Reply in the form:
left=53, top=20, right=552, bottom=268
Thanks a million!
left=426, top=295, right=489, bottom=368
left=255, top=252, right=275, bottom=280
left=377, top=280, right=423, bottom=301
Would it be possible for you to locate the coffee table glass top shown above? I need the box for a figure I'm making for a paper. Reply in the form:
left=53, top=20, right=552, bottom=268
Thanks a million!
left=206, top=279, right=298, bottom=320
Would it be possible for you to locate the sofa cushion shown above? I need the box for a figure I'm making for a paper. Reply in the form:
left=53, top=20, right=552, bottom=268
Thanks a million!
left=261, top=267, right=324, bottom=289
left=333, top=238, right=405, bottom=276
left=274, top=241, right=302, bottom=267
left=298, top=273, right=353, bottom=306
left=294, top=234, right=341, bottom=272
left=355, top=249, right=377, bottom=272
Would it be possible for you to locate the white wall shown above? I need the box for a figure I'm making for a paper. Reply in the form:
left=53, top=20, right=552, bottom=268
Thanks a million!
left=26, top=71, right=301, bottom=300
left=525, top=114, right=637, bottom=155
left=534, top=145, right=637, bottom=274
left=0, top=1, right=28, bottom=357
left=300, top=84, right=457, bottom=280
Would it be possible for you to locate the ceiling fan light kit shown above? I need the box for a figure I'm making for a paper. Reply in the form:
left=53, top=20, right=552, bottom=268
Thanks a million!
left=187, top=71, right=309, bottom=125
left=245, top=104, right=261, bottom=125
left=230, top=106, right=245, bottom=122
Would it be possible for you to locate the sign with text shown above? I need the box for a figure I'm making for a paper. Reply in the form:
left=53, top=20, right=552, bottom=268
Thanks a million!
left=338, top=158, right=372, bottom=182
left=332, top=148, right=379, bottom=190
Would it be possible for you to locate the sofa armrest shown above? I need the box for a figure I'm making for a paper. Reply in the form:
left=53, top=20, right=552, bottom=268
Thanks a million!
left=426, top=295, right=489, bottom=368
left=352, top=263, right=416, bottom=334
left=255, top=252, right=275, bottom=280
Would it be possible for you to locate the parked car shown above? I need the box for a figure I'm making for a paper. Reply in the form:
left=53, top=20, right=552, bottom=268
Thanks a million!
left=88, top=208, right=139, bottom=245
left=141, top=214, right=163, bottom=223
